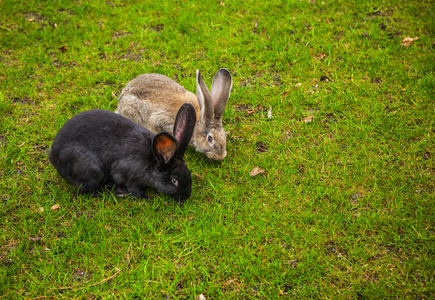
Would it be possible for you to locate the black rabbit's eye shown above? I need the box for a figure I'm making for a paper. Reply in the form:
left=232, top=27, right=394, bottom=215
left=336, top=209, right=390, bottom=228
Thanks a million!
left=207, top=135, right=213, bottom=143
left=171, top=178, right=179, bottom=186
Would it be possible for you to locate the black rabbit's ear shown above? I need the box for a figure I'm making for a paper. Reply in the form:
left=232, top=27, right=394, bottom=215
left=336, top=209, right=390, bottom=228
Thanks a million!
left=173, top=103, right=196, bottom=158
left=153, top=133, right=178, bottom=164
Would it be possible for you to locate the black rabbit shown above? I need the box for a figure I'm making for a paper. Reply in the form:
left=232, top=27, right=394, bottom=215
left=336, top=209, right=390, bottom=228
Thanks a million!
left=48, top=103, right=196, bottom=200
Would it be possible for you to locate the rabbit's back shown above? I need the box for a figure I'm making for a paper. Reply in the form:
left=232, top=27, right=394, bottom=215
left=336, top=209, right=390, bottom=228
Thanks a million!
left=117, top=74, right=199, bottom=133
left=49, top=107, right=196, bottom=199
left=49, top=110, right=153, bottom=165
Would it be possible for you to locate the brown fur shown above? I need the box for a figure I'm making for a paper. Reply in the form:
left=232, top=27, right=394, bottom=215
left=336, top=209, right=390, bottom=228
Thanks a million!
left=118, top=74, right=199, bottom=133
left=117, top=69, right=232, bottom=161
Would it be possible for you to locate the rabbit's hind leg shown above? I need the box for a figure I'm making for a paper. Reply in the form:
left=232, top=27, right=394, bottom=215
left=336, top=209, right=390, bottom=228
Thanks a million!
left=57, top=146, right=107, bottom=194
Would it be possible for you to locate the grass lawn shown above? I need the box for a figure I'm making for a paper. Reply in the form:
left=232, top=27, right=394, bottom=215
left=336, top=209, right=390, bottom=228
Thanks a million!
left=1, top=0, right=434, bottom=298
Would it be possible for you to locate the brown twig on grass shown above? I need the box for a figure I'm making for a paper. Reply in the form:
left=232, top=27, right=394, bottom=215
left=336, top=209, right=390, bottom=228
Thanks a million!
left=49, top=244, right=134, bottom=292
left=50, top=268, right=122, bottom=292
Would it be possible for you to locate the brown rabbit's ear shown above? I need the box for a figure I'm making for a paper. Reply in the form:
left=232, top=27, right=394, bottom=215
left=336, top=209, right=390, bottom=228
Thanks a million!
left=211, top=68, right=232, bottom=122
left=173, top=103, right=197, bottom=158
left=153, top=133, right=177, bottom=164
left=196, top=70, right=214, bottom=124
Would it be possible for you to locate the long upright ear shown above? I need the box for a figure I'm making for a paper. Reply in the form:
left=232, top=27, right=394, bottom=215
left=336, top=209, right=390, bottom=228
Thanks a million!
left=152, top=133, right=178, bottom=164
left=211, top=68, right=232, bottom=122
left=173, top=103, right=197, bottom=158
left=196, top=70, right=214, bottom=124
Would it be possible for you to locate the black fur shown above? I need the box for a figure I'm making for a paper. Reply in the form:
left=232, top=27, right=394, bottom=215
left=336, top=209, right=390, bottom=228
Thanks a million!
left=48, top=104, right=196, bottom=200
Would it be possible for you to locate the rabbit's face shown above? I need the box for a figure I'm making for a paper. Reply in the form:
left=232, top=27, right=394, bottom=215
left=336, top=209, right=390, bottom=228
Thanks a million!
left=194, top=125, right=227, bottom=161
left=154, top=159, right=192, bottom=200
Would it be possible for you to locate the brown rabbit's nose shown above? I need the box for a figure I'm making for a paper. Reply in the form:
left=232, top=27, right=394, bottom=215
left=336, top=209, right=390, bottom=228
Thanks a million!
left=213, top=150, right=227, bottom=161
left=221, top=150, right=227, bottom=160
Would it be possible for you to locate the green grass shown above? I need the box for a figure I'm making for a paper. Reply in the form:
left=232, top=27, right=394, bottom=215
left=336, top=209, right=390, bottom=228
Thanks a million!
left=1, top=0, right=434, bottom=298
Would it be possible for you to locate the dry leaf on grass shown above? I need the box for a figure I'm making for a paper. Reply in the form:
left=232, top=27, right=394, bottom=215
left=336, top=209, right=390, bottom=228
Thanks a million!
left=295, top=82, right=302, bottom=87
left=51, top=204, right=61, bottom=212
left=250, top=166, right=264, bottom=176
left=267, top=106, right=272, bottom=119
left=194, top=173, right=204, bottom=180
left=315, top=53, right=327, bottom=59
left=247, top=109, right=255, bottom=115
left=230, top=135, right=246, bottom=141
left=29, top=236, right=43, bottom=242
left=256, top=142, right=268, bottom=153
left=220, top=1, right=225, bottom=6
left=302, top=116, right=314, bottom=123
left=59, top=46, right=68, bottom=53
left=401, top=37, right=418, bottom=47
left=372, top=77, right=383, bottom=84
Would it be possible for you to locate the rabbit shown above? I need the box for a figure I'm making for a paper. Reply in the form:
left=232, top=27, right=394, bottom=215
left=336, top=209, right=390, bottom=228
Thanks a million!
left=116, top=68, right=232, bottom=161
left=48, top=103, right=196, bottom=200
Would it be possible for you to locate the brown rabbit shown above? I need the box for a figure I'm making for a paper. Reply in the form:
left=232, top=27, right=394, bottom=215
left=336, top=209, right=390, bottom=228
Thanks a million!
left=116, top=69, right=232, bottom=161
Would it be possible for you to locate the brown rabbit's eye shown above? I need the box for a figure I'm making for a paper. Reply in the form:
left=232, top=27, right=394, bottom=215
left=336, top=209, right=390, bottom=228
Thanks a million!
left=207, top=135, right=213, bottom=143
left=171, top=178, right=179, bottom=186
